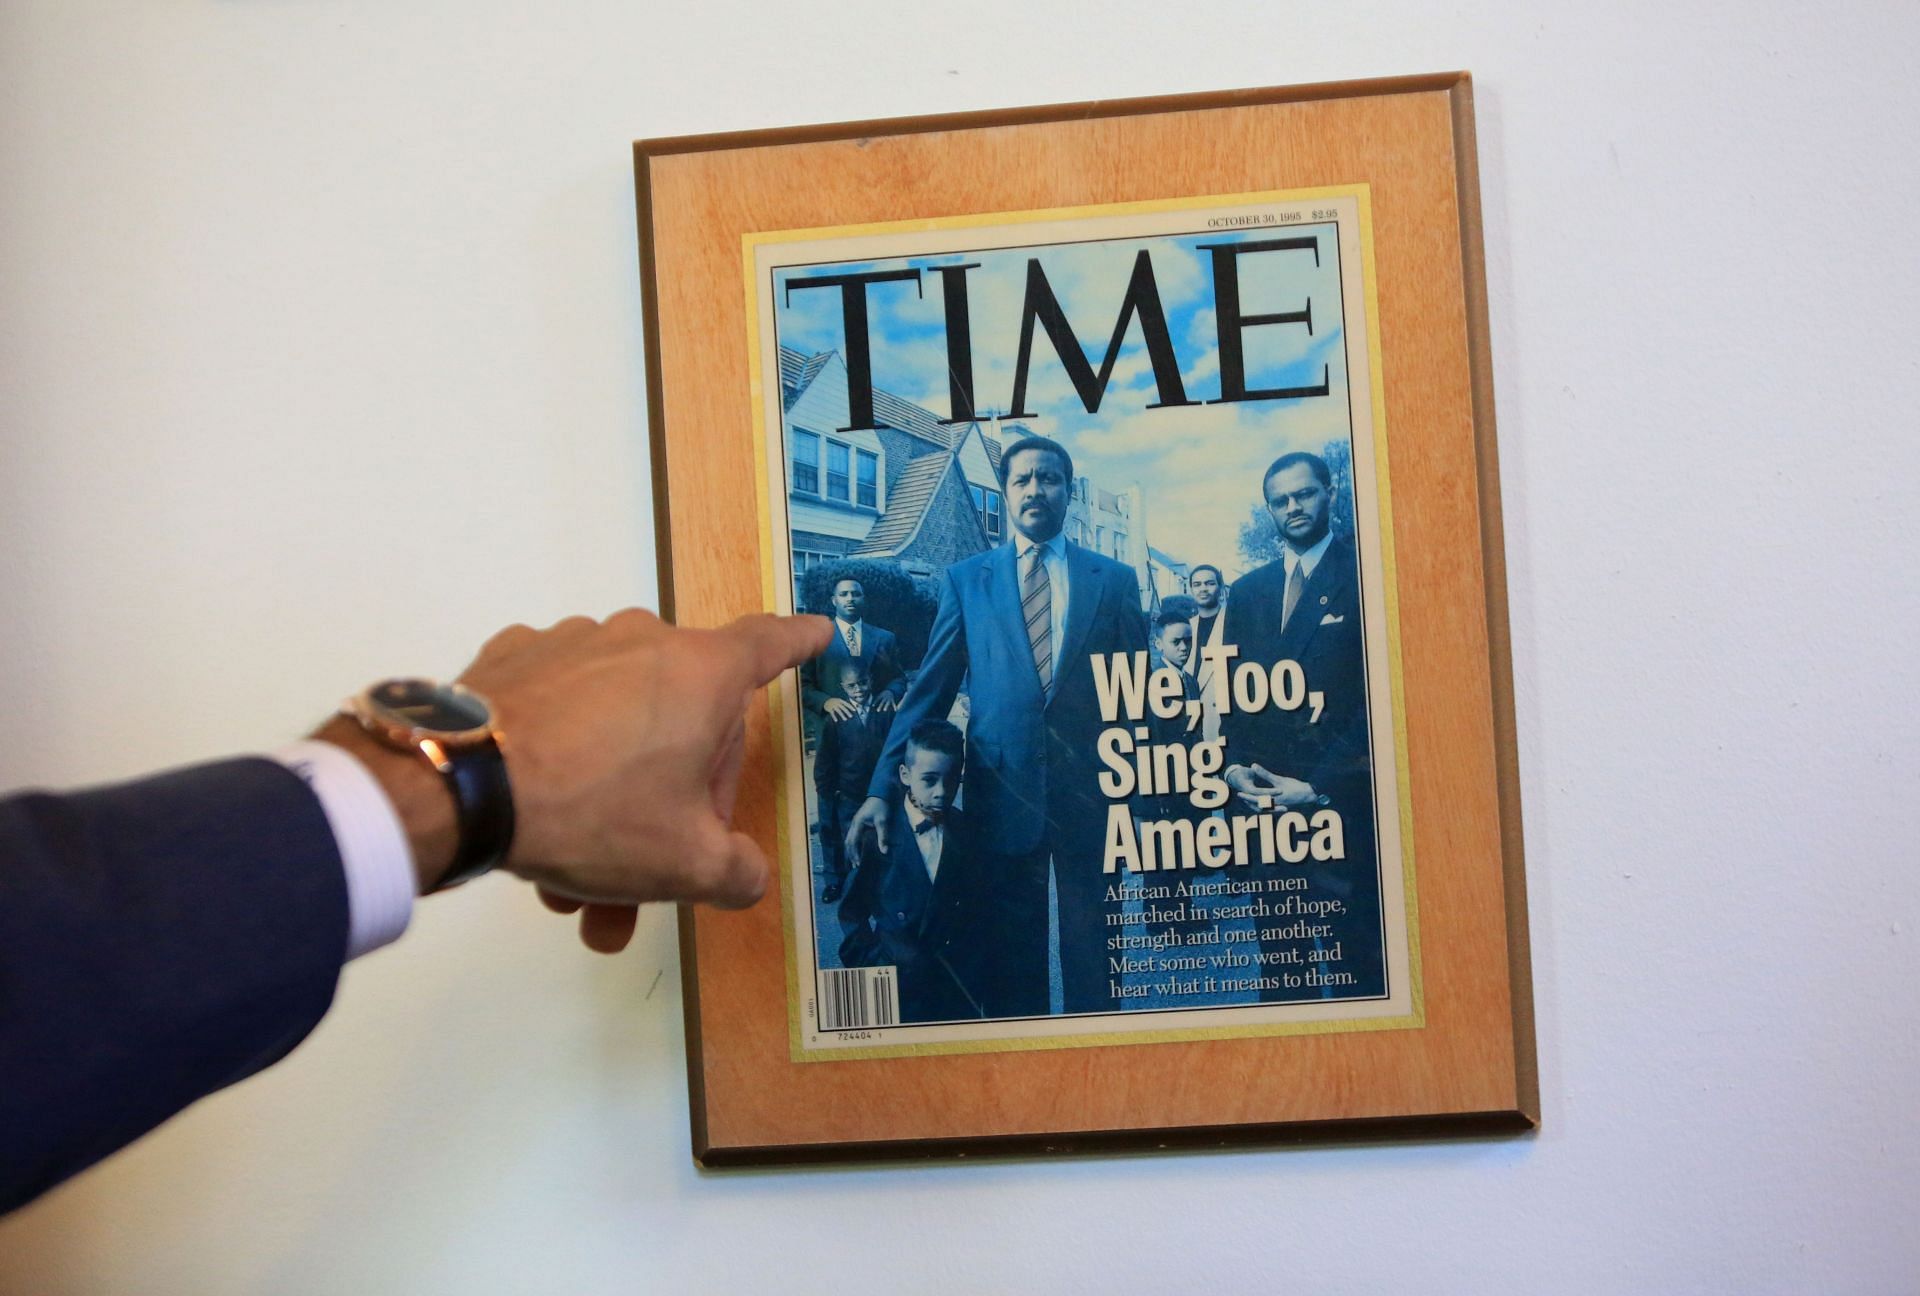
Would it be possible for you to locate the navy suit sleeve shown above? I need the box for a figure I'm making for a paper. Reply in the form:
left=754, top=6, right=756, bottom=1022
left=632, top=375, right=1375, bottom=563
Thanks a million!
left=836, top=833, right=883, bottom=968
left=1217, top=567, right=1265, bottom=761
left=814, top=719, right=840, bottom=803
left=0, top=758, right=350, bottom=1212
left=880, top=633, right=906, bottom=703
left=866, top=571, right=969, bottom=803
left=800, top=650, right=830, bottom=714
left=1117, top=567, right=1149, bottom=655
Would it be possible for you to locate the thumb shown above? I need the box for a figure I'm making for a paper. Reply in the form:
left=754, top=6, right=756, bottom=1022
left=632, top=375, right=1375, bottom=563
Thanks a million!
left=698, top=821, right=771, bottom=910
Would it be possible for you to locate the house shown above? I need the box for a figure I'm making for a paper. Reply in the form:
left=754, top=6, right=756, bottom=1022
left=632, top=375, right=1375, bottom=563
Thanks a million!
left=779, top=345, right=1153, bottom=609
left=1145, top=545, right=1192, bottom=613
left=1063, top=477, right=1152, bottom=610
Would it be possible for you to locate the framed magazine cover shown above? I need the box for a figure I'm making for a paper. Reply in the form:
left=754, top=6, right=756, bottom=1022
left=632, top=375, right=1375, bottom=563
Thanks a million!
left=635, top=72, right=1536, bottom=1163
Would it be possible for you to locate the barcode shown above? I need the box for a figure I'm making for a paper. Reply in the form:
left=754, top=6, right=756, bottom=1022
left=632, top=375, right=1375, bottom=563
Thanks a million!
left=818, top=966, right=898, bottom=1031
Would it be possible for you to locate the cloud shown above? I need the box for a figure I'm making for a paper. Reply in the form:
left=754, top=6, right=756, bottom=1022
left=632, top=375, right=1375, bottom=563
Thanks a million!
left=1062, top=385, right=1358, bottom=579
left=1182, top=348, right=1221, bottom=393
left=1185, top=307, right=1217, bottom=350
left=767, top=222, right=1366, bottom=578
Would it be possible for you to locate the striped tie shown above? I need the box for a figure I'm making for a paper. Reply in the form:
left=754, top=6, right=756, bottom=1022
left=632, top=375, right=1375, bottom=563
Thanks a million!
left=1022, top=545, right=1053, bottom=694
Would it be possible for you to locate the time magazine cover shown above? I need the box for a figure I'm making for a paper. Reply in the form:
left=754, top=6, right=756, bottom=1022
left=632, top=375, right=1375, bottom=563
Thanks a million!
left=746, top=189, right=1421, bottom=1059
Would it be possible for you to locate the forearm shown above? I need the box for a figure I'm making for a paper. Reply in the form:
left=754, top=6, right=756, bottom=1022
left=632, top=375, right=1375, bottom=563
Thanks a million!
left=0, top=760, right=349, bottom=1211
left=312, top=715, right=457, bottom=896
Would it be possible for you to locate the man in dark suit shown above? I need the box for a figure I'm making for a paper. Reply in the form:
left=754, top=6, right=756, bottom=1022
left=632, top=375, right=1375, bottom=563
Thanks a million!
left=812, top=661, right=890, bottom=903
left=838, top=720, right=987, bottom=1023
left=845, top=435, right=1149, bottom=1017
left=1219, top=451, right=1385, bottom=1001
left=0, top=608, right=830, bottom=1213
left=1184, top=562, right=1230, bottom=743
left=802, top=576, right=906, bottom=723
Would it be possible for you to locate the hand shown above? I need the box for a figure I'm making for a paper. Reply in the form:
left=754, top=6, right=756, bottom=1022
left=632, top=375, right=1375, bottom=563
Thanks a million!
left=455, top=608, right=831, bottom=952
left=871, top=694, right=897, bottom=713
left=822, top=697, right=857, bottom=722
left=1225, top=762, right=1282, bottom=810
left=843, top=795, right=891, bottom=860
left=1265, top=775, right=1320, bottom=809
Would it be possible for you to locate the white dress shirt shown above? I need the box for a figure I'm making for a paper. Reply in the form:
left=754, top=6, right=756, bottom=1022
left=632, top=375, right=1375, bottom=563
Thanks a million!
left=1283, top=529, right=1335, bottom=586
left=1187, top=607, right=1229, bottom=742
left=1011, top=530, right=1070, bottom=666
left=902, top=797, right=945, bottom=883
left=272, top=741, right=416, bottom=961
left=837, top=616, right=862, bottom=657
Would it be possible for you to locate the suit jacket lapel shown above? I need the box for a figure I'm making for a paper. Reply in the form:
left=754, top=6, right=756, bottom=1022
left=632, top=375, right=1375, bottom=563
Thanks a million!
left=1054, top=542, right=1103, bottom=687
left=821, top=629, right=850, bottom=672
left=925, top=815, right=967, bottom=920
left=888, top=805, right=934, bottom=929
left=1279, top=540, right=1354, bottom=657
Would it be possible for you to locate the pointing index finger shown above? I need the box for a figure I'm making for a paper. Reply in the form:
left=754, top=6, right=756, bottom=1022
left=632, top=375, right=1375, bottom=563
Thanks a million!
left=727, top=613, right=833, bottom=688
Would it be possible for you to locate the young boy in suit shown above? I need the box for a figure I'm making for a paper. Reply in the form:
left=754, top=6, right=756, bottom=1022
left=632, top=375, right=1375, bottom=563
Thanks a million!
left=1145, top=611, right=1206, bottom=822
left=837, top=719, right=987, bottom=1023
left=1138, top=610, right=1218, bottom=960
left=813, top=661, right=889, bottom=904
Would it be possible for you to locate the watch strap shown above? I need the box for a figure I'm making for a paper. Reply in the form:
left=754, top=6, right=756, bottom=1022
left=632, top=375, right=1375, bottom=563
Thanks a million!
left=433, top=737, right=515, bottom=891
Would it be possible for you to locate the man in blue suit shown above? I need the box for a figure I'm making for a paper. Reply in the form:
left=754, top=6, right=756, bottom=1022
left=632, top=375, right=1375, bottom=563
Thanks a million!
left=801, top=576, right=906, bottom=722
left=0, top=608, right=830, bottom=1213
left=845, top=436, right=1148, bottom=1017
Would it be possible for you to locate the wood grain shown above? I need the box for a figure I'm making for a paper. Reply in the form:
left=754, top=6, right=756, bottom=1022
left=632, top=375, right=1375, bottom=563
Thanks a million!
left=635, top=73, right=1536, bottom=1162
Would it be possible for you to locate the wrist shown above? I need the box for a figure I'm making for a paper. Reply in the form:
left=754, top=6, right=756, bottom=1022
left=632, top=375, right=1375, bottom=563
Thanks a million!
left=314, top=715, right=459, bottom=896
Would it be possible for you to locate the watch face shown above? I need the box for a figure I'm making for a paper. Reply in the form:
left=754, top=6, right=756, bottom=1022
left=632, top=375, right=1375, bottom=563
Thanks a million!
left=369, top=679, right=491, bottom=735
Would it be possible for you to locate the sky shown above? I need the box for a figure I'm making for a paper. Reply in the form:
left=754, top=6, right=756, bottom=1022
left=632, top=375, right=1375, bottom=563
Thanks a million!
left=772, top=221, right=1359, bottom=581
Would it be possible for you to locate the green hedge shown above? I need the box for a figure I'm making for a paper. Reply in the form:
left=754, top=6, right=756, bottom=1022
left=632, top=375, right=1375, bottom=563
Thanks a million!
left=800, top=558, right=940, bottom=670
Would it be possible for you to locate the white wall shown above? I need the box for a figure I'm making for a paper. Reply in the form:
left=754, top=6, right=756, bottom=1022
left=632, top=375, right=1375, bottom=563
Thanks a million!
left=2, top=2, right=1915, bottom=1291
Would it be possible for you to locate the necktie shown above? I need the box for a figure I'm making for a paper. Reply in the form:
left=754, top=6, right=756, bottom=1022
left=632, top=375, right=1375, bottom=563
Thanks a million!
left=1022, top=545, right=1053, bottom=694
left=913, top=815, right=939, bottom=834
left=1281, top=559, right=1304, bottom=631
left=842, top=621, right=859, bottom=656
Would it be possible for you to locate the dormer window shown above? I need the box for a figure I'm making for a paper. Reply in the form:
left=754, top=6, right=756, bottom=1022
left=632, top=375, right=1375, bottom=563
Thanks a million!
left=790, top=427, right=880, bottom=510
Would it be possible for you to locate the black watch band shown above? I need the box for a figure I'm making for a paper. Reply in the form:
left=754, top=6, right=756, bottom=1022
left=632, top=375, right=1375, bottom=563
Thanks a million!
left=345, top=678, right=516, bottom=893
left=435, top=738, right=516, bottom=891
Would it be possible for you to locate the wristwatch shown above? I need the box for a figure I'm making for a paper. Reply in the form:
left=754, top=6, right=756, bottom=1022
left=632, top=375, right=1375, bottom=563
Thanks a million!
left=342, top=678, right=515, bottom=892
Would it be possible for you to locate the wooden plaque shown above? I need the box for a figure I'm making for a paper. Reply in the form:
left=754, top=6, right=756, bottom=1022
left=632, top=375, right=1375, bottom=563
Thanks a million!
left=635, top=71, right=1536, bottom=1164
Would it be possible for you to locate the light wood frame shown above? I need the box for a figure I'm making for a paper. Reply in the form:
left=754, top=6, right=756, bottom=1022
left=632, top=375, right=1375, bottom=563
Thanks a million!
left=635, top=71, right=1537, bottom=1165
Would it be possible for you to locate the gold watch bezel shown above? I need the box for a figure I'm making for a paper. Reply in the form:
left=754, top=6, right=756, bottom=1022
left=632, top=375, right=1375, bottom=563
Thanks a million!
left=342, top=679, right=499, bottom=774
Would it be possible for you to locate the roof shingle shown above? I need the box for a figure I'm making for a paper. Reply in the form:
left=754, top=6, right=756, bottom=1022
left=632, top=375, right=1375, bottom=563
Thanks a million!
left=851, top=452, right=955, bottom=556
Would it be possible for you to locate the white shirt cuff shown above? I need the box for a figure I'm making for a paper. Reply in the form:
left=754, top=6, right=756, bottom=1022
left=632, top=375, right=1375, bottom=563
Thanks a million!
left=272, top=740, right=416, bottom=960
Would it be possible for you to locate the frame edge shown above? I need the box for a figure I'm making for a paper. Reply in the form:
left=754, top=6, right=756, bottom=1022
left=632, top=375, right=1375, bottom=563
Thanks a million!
left=634, top=71, right=1469, bottom=160
left=1445, top=74, right=1541, bottom=1124
left=697, top=1107, right=1537, bottom=1169
left=634, top=142, right=710, bottom=1160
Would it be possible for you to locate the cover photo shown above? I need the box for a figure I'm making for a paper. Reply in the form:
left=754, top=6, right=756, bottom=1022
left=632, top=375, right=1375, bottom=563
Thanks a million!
left=747, top=189, right=1420, bottom=1057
